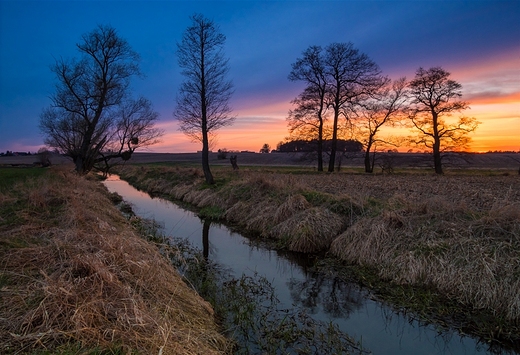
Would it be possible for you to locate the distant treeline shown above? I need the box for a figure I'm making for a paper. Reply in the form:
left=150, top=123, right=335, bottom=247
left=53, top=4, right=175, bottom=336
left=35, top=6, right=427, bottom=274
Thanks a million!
left=0, top=151, right=32, bottom=156
left=276, top=139, right=363, bottom=153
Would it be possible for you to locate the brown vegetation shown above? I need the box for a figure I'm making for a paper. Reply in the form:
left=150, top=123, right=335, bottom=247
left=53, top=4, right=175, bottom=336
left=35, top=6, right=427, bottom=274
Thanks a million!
left=115, top=163, right=520, bottom=343
left=0, top=167, right=229, bottom=354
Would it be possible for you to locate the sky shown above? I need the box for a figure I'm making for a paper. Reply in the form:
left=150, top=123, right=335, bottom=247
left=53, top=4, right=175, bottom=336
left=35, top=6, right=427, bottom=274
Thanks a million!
left=0, top=0, right=519, bottom=154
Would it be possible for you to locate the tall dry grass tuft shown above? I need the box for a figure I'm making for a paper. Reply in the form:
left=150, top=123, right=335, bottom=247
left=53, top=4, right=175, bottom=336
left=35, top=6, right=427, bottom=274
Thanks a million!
left=0, top=168, right=229, bottom=354
left=181, top=188, right=225, bottom=210
left=171, top=183, right=192, bottom=200
left=273, top=194, right=311, bottom=224
left=331, top=193, right=520, bottom=322
left=246, top=202, right=282, bottom=236
left=271, top=207, right=345, bottom=253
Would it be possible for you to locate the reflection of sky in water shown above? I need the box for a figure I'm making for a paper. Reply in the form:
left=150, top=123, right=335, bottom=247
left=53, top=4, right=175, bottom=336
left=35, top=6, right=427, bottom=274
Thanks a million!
left=104, top=176, right=494, bottom=355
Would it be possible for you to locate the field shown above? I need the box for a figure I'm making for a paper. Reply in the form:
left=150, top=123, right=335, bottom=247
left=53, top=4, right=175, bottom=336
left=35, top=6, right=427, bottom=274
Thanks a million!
left=2, top=151, right=520, bottom=350
left=2, top=151, right=520, bottom=172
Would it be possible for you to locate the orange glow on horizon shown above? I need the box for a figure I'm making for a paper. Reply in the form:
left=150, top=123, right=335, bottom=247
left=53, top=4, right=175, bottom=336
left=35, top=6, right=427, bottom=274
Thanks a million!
left=151, top=101, right=519, bottom=154
left=150, top=51, right=519, bottom=154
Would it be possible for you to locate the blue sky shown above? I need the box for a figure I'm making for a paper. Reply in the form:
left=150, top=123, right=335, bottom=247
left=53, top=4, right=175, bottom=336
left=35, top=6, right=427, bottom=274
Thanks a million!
left=1, top=0, right=519, bottom=153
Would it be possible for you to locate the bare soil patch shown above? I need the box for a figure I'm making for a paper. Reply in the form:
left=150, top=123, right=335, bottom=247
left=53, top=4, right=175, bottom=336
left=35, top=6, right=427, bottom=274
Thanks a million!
left=3, top=151, right=518, bottom=171
left=124, top=151, right=520, bottom=171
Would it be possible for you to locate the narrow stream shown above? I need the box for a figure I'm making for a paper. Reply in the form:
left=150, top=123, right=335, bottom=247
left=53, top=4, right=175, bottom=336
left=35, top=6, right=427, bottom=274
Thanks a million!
left=104, top=175, right=506, bottom=355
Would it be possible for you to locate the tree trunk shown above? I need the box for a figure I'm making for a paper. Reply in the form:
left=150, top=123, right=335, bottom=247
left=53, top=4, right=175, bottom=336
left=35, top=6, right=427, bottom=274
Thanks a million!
left=364, top=149, right=373, bottom=173
left=201, top=130, right=214, bottom=184
left=432, top=111, right=443, bottom=174
left=317, top=120, right=324, bottom=172
left=433, top=144, right=443, bottom=174
left=328, top=113, right=338, bottom=172
left=74, top=156, right=84, bottom=174
left=200, top=37, right=214, bottom=185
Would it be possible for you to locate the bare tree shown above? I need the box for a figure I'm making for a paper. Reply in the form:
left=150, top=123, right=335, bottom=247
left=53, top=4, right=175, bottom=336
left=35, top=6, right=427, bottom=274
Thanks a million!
left=288, top=46, right=328, bottom=171
left=288, top=43, right=384, bottom=172
left=174, top=14, right=234, bottom=184
left=408, top=67, right=479, bottom=174
left=324, top=43, right=384, bottom=172
left=95, top=97, right=162, bottom=176
left=356, top=77, right=408, bottom=173
left=39, top=25, right=162, bottom=175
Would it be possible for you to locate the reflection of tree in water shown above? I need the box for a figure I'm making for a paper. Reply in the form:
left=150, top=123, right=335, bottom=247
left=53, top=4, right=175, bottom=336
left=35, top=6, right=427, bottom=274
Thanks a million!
left=202, top=219, right=210, bottom=261
left=249, top=239, right=366, bottom=319
left=288, top=272, right=365, bottom=319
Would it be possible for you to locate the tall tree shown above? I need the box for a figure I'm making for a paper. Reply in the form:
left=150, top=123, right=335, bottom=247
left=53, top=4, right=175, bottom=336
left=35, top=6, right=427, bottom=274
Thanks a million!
left=288, top=43, right=384, bottom=172
left=356, top=77, right=408, bottom=173
left=39, top=25, right=162, bottom=175
left=408, top=67, right=479, bottom=174
left=324, top=43, right=383, bottom=172
left=288, top=46, right=328, bottom=171
left=174, top=14, right=234, bottom=184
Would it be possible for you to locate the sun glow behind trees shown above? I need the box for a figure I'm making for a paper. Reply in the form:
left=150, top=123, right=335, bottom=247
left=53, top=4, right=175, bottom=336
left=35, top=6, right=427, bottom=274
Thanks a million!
left=1, top=1, right=519, bottom=155
left=149, top=53, right=520, bottom=155
left=145, top=101, right=518, bottom=154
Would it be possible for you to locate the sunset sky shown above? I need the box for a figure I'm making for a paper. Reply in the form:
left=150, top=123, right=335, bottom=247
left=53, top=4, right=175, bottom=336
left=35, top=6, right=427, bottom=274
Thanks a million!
left=1, top=0, right=519, bottom=154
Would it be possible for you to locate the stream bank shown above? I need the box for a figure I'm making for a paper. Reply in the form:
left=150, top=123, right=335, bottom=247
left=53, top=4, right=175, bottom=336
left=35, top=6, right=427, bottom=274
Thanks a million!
left=112, top=164, right=520, bottom=352
left=0, top=167, right=229, bottom=354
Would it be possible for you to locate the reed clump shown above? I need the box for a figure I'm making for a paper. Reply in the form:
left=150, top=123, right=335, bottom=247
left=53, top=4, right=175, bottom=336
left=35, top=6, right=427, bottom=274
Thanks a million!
left=330, top=194, right=520, bottom=323
left=0, top=167, right=230, bottom=354
left=270, top=207, right=345, bottom=253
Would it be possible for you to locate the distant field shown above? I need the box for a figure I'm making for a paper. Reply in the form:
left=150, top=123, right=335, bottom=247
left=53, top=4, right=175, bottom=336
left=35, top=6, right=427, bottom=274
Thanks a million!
left=1, top=151, right=519, bottom=171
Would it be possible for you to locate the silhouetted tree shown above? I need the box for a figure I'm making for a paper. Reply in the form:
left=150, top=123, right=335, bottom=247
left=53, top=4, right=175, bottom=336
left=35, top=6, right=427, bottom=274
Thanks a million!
left=95, top=98, right=162, bottom=176
left=288, top=43, right=384, bottom=172
left=259, top=143, right=271, bottom=153
left=288, top=46, right=328, bottom=171
left=356, top=77, right=408, bottom=173
left=174, top=14, right=234, bottom=184
left=39, top=25, right=162, bottom=175
left=325, top=43, right=384, bottom=172
left=407, top=67, right=479, bottom=174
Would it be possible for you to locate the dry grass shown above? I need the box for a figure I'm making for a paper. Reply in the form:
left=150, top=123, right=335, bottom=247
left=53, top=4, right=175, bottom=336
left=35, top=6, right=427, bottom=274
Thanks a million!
left=0, top=167, right=230, bottom=354
left=115, top=164, right=520, bottom=325
left=330, top=192, right=520, bottom=321
left=270, top=207, right=345, bottom=253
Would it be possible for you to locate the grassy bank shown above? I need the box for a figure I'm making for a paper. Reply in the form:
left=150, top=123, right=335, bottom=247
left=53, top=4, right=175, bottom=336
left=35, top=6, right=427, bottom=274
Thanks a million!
left=0, top=167, right=229, bottom=354
left=114, top=164, right=520, bottom=347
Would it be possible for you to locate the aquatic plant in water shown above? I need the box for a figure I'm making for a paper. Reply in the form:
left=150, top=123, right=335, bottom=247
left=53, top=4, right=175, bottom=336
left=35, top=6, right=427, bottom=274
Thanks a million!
left=162, top=234, right=369, bottom=355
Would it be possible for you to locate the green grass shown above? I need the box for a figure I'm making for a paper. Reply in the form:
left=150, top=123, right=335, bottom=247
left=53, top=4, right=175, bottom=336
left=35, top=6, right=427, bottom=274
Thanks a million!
left=0, top=167, right=48, bottom=191
left=0, top=168, right=65, bottom=247
left=198, top=205, right=226, bottom=219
